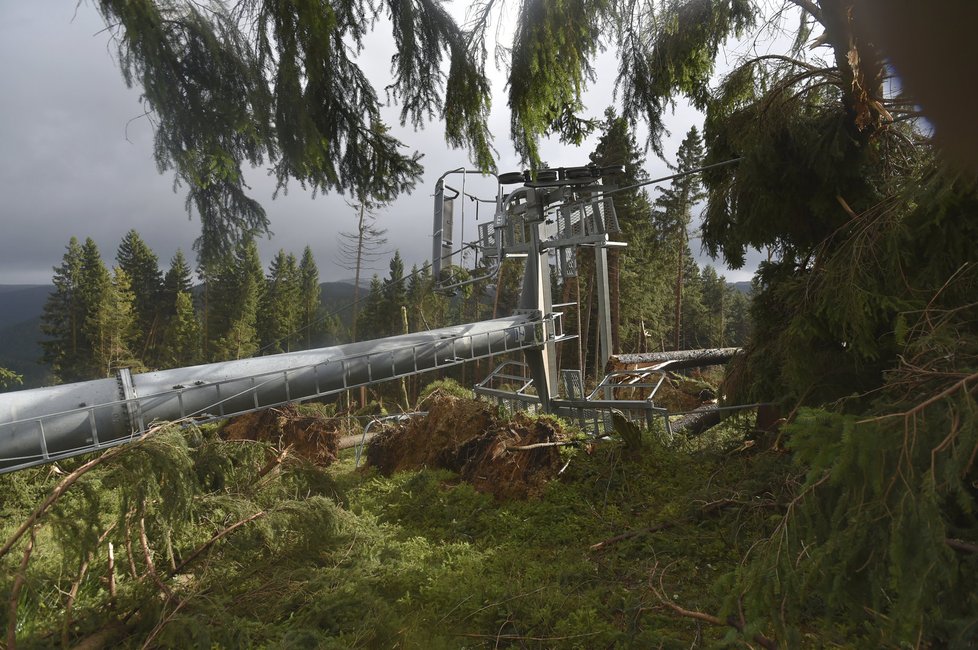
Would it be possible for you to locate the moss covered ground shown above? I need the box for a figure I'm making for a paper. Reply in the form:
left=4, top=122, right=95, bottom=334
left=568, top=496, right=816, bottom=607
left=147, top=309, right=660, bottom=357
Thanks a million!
left=0, top=407, right=844, bottom=648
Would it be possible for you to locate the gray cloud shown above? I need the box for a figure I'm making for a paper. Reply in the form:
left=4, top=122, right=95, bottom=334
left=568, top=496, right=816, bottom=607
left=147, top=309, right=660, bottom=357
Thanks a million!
left=0, top=2, right=756, bottom=288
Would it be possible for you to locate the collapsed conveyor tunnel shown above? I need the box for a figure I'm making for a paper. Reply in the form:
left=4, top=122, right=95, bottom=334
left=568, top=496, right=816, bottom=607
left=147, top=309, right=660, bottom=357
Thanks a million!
left=0, top=312, right=555, bottom=474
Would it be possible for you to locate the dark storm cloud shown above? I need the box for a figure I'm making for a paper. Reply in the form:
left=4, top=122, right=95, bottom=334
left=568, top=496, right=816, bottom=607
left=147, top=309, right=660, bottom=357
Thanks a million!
left=0, top=2, right=465, bottom=284
left=0, top=2, right=755, bottom=287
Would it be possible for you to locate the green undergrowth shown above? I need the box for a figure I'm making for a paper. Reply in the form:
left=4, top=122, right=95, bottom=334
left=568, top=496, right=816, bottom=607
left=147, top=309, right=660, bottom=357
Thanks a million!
left=0, top=413, right=841, bottom=648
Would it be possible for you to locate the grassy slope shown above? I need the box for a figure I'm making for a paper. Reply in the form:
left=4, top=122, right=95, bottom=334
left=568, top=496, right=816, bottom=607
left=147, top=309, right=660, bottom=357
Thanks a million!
left=0, top=412, right=844, bottom=649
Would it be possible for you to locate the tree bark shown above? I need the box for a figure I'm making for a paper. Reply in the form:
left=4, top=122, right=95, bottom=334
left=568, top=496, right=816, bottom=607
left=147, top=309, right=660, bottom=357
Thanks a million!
left=611, top=347, right=740, bottom=369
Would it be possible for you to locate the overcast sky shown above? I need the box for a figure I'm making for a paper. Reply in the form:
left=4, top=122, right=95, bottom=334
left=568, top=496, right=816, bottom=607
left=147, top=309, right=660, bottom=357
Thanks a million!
left=0, top=1, right=758, bottom=287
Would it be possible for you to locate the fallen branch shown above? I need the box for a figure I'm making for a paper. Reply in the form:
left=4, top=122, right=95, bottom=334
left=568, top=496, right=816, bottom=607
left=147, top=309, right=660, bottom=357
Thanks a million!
left=0, top=422, right=170, bottom=562
left=859, top=371, right=978, bottom=423
left=589, top=522, right=676, bottom=552
left=506, top=440, right=577, bottom=452
left=140, top=517, right=172, bottom=599
left=648, top=563, right=778, bottom=649
left=946, top=538, right=978, bottom=554
left=457, top=632, right=600, bottom=642
left=5, top=529, right=35, bottom=650
left=107, top=541, right=116, bottom=602
left=63, top=524, right=116, bottom=647
left=68, top=511, right=268, bottom=650
left=655, top=598, right=778, bottom=650
left=168, top=510, right=267, bottom=577
left=589, top=498, right=742, bottom=552
left=0, top=448, right=123, bottom=561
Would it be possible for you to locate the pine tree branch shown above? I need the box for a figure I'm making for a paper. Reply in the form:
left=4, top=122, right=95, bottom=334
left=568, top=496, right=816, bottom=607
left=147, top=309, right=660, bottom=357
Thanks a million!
left=785, top=0, right=823, bottom=26
left=140, top=517, right=172, bottom=599
left=168, top=510, right=267, bottom=577
left=589, top=521, right=676, bottom=552
left=506, top=440, right=577, bottom=452
left=590, top=498, right=745, bottom=551
left=63, top=524, right=116, bottom=647
left=742, top=53, right=822, bottom=72
left=0, top=446, right=127, bottom=561
left=5, top=528, right=35, bottom=650
left=859, top=371, right=978, bottom=423
left=107, top=541, right=117, bottom=603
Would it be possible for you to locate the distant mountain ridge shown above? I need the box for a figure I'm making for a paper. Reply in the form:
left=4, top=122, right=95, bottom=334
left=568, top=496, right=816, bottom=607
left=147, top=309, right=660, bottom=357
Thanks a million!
left=0, top=285, right=50, bottom=329
left=730, top=280, right=752, bottom=295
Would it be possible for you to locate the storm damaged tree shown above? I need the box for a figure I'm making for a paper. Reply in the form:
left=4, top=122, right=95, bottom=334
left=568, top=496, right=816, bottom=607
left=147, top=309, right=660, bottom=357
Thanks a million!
left=65, top=0, right=976, bottom=644
left=336, top=198, right=389, bottom=343
left=607, top=1, right=976, bottom=645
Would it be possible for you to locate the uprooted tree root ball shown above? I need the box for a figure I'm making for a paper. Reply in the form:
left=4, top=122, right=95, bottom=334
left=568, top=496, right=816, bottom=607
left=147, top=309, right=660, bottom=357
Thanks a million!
left=221, top=404, right=343, bottom=466
left=366, top=393, right=575, bottom=499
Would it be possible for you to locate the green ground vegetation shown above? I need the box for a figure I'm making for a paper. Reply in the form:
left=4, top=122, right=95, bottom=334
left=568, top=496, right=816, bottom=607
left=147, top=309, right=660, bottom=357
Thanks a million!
left=0, top=406, right=841, bottom=649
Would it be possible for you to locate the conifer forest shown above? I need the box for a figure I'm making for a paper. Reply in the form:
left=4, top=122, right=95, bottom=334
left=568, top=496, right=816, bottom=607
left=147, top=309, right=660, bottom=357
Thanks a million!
left=1, top=1, right=976, bottom=648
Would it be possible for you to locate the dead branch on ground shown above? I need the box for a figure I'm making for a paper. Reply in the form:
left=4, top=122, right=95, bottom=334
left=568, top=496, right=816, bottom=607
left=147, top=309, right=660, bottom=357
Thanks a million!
left=5, top=529, right=35, bottom=650
left=647, top=562, right=778, bottom=649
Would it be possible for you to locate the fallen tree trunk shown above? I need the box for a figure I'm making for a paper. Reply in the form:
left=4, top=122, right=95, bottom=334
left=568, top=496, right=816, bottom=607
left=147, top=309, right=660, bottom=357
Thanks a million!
left=671, top=405, right=723, bottom=436
left=610, top=348, right=740, bottom=370
left=338, top=431, right=381, bottom=450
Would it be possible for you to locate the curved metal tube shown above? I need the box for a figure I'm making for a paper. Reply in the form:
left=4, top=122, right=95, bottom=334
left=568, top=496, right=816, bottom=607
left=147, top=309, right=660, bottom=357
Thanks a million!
left=0, top=313, right=547, bottom=474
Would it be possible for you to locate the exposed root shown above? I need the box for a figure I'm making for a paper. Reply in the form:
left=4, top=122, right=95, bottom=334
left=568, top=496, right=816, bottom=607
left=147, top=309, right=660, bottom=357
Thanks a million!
left=366, top=394, right=575, bottom=499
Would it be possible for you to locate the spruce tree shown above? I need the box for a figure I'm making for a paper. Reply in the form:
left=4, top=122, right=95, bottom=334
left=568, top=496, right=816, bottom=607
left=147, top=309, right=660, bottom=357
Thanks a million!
left=90, top=267, right=143, bottom=376
left=337, top=199, right=389, bottom=342
left=162, top=249, right=194, bottom=318
left=159, top=291, right=202, bottom=368
left=41, top=239, right=134, bottom=381
left=588, top=109, right=671, bottom=354
left=209, top=238, right=264, bottom=361
left=297, top=246, right=321, bottom=348
left=654, top=127, right=706, bottom=350
left=116, top=230, right=164, bottom=360
left=381, top=251, right=407, bottom=339
left=40, top=237, right=88, bottom=383
left=724, top=289, right=750, bottom=347
left=356, top=276, right=384, bottom=342
left=699, top=265, right=729, bottom=348
left=677, top=253, right=708, bottom=350
left=258, top=250, right=301, bottom=354
left=158, top=252, right=200, bottom=368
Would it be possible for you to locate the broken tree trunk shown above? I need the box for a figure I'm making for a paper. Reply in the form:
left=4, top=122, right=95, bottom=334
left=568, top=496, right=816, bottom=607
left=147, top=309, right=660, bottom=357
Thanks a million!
left=610, top=347, right=740, bottom=371
left=671, top=405, right=723, bottom=436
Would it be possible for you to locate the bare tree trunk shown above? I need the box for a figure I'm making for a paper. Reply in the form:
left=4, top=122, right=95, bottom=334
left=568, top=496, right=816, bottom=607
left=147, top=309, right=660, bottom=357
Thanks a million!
left=674, top=238, right=684, bottom=351
left=608, top=247, right=621, bottom=354
left=351, top=203, right=365, bottom=343
left=5, top=530, right=34, bottom=650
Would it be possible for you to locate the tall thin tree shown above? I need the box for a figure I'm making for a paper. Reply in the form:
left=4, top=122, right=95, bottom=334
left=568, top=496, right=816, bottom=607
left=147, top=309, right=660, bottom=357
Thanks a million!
left=336, top=199, right=389, bottom=342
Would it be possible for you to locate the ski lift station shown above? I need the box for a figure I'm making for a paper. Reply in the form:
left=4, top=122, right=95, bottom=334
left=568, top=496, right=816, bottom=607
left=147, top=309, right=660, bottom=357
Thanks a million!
left=0, top=165, right=738, bottom=474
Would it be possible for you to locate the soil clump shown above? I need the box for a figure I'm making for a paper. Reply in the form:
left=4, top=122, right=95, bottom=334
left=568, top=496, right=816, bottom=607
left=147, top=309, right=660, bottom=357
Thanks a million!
left=366, top=392, right=573, bottom=499
left=221, top=404, right=343, bottom=466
